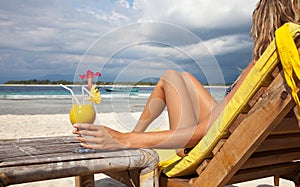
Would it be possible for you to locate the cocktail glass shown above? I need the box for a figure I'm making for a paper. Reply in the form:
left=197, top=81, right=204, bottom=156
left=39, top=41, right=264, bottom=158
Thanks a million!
left=61, top=70, right=101, bottom=153
left=69, top=96, right=97, bottom=153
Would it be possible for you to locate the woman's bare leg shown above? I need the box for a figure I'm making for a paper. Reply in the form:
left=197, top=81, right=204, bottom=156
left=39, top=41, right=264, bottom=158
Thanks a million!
left=173, top=72, right=217, bottom=155
left=134, top=70, right=216, bottom=131
left=132, top=78, right=167, bottom=132
left=133, top=70, right=198, bottom=132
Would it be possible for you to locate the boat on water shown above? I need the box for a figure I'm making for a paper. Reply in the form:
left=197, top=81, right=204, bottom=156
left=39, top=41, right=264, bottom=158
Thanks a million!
left=105, top=87, right=139, bottom=93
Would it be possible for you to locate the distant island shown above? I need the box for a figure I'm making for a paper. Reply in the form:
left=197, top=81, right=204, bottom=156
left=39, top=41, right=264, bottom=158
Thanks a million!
left=3, top=79, right=158, bottom=86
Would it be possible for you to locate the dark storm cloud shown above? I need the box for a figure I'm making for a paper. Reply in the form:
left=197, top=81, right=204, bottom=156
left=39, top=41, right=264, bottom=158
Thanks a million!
left=0, top=0, right=258, bottom=83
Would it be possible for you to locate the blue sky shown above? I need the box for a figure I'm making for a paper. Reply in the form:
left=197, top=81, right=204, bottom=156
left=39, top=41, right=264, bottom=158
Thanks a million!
left=0, top=0, right=258, bottom=84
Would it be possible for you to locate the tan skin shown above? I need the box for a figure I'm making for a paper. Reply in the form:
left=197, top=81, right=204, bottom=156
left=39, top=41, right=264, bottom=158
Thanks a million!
left=72, top=59, right=256, bottom=155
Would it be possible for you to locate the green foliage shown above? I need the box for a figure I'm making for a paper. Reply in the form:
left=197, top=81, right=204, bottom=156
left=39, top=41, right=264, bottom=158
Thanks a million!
left=3, top=79, right=158, bottom=86
left=4, top=79, right=75, bottom=85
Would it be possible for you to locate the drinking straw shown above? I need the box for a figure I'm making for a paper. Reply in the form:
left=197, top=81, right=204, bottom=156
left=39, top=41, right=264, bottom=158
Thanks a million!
left=82, top=86, right=92, bottom=96
left=60, top=84, right=80, bottom=105
left=82, top=87, right=95, bottom=104
left=82, top=86, right=85, bottom=104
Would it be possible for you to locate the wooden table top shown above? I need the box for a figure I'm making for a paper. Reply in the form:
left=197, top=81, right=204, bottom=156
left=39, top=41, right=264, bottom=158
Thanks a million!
left=0, top=136, right=158, bottom=186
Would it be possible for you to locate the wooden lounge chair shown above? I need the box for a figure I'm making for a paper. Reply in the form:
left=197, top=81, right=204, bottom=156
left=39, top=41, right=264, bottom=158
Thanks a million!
left=159, top=22, right=300, bottom=187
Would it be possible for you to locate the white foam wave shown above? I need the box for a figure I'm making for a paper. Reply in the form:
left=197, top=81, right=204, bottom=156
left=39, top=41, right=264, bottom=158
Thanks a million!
left=0, top=93, right=151, bottom=100
left=0, top=95, right=73, bottom=100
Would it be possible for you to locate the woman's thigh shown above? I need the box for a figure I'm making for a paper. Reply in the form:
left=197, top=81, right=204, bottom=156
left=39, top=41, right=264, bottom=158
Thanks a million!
left=181, top=72, right=217, bottom=124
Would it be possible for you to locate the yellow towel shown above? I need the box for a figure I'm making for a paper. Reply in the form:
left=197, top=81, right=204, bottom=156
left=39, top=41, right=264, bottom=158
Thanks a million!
left=276, top=23, right=300, bottom=119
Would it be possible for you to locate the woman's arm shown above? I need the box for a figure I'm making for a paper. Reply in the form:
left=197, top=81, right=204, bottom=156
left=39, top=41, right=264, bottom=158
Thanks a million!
left=73, top=123, right=200, bottom=150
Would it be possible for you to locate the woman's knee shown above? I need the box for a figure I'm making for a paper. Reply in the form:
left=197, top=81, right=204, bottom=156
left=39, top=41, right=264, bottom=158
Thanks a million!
left=156, top=70, right=177, bottom=88
left=181, top=71, right=193, bottom=79
left=161, top=70, right=182, bottom=82
left=162, top=70, right=193, bottom=79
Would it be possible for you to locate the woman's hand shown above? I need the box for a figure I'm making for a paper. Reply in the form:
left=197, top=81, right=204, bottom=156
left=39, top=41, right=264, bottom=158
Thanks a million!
left=72, top=124, right=130, bottom=150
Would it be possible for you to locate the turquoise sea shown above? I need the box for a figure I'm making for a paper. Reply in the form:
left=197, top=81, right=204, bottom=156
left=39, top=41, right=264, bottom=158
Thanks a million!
left=0, top=85, right=227, bottom=115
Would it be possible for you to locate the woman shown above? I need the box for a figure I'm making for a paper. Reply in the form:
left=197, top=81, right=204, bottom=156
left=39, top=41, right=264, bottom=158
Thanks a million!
left=73, top=0, right=300, bottom=155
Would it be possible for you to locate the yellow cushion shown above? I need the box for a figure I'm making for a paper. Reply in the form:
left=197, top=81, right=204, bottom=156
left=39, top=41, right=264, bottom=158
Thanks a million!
left=162, top=23, right=300, bottom=177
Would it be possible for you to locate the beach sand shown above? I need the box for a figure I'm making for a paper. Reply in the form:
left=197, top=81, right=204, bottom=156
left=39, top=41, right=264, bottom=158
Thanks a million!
left=0, top=113, right=295, bottom=187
